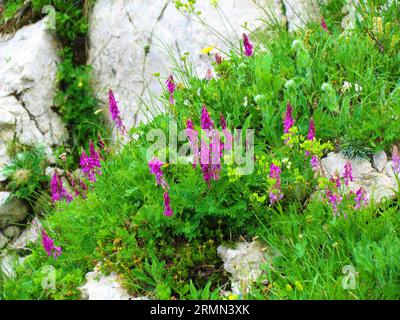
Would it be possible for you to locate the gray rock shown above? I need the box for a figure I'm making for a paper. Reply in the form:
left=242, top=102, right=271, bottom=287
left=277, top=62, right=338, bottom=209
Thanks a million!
left=373, top=150, right=388, bottom=172
left=0, top=231, right=8, bottom=249
left=3, top=225, right=21, bottom=240
left=10, top=217, right=41, bottom=250
left=217, top=241, right=271, bottom=296
left=0, top=254, right=26, bottom=279
left=79, top=264, right=131, bottom=300
left=320, top=152, right=398, bottom=202
left=283, top=0, right=321, bottom=32
left=0, top=19, right=68, bottom=176
left=0, top=192, right=28, bottom=229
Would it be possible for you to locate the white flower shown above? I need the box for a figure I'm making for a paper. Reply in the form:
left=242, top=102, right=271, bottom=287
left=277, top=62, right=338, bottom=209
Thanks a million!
left=341, top=81, right=352, bottom=94
left=354, top=83, right=362, bottom=93
left=184, top=99, right=190, bottom=106
left=243, top=96, right=248, bottom=107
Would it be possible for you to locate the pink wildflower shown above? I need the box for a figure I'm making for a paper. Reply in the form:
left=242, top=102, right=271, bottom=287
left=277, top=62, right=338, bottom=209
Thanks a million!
left=328, top=193, right=342, bottom=216
left=343, top=162, right=354, bottom=186
left=163, top=192, right=174, bottom=217
left=200, top=105, right=214, bottom=130
left=307, top=119, right=316, bottom=141
left=243, top=33, right=253, bottom=57
left=310, top=155, right=320, bottom=171
left=148, top=157, right=169, bottom=190
left=321, top=17, right=329, bottom=33
left=283, top=103, right=294, bottom=134
left=50, top=172, right=72, bottom=203
left=108, top=89, right=126, bottom=134
left=355, top=187, right=368, bottom=209
left=41, top=230, right=62, bottom=259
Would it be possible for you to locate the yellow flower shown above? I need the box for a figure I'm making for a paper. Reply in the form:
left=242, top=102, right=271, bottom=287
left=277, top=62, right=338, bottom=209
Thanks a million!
left=294, top=281, right=304, bottom=292
left=201, top=46, right=214, bottom=54
left=228, top=294, right=238, bottom=300
left=77, top=81, right=83, bottom=88
left=286, top=284, right=293, bottom=291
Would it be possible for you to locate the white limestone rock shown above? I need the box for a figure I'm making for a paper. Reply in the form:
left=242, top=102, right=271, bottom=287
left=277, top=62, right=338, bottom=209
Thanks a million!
left=9, top=217, right=42, bottom=250
left=217, top=241, right=271, bottom=296
left=373, top=150, right=388, bottom=172
left=0, top=19, right=68, bottom=176
left=88, top=0, right=283, bottom=134
left=283, top=0, right=321, bottom=32
left=79, top=265, right=131, bottom=300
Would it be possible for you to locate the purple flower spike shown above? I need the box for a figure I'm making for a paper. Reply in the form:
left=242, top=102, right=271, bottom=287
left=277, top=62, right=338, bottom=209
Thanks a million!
left=200, top=105, right=214, bottom=130
left=148, top=157, right=169, bottom=190
left=308, top=119, right=316, bottom=141
left=283, top=103, right=294, bottom=134
left=310, top=155, right=320, bottom=171
left=243, top=33, right=253, bottom=57
left=328, top=193, right=342, bottom=216
left=166, top=75, right=176, bottom=95
left=163, top=191, right=174, bottom=217
left=343, top=162, right=354, bottom=186
left=108, top=89, right=126, bottom=134
left=41, top=230, right=62, bottom=259
left=50, top=172, right=73, bottom=204
left=355, top=187, right=368, bottom=209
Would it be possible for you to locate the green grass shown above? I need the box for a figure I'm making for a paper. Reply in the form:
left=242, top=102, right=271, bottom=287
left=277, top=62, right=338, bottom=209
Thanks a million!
left=1, top=0, right=400, bottom=300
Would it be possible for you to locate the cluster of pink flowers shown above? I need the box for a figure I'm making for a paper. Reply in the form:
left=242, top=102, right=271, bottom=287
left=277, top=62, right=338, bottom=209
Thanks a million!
left=41, top=229, right=62, bottom=259
left=66, top=171, right=87, bottom=199
left=109, top=89, right=126, bottom=134
left=51, top=136, right=106, bottom=205
left=148, top=157, right=173, bottom=217
left=185, top=105, right=232, bottom=187
left=269, top=163, right=284, bottom=204
left=323, top=162, right=368, bottom=216
left=354, top=187, right=368, bottom=209
left=50, top=172, right=73, bottom=204
left=166, top=75, right=176, bottom=105
left=80, top=141, right=102, bottom=183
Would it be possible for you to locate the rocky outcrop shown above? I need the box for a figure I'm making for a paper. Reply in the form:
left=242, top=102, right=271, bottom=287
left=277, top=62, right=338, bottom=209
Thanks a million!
left=0, top=191, right=28, bottom=229
left=88, top=0, right=285, bottom=132
left=0, top=19, right=68, bottom=177
left=79, top=265, right=131, bottom=300
left=321, top=152, right=398, bottom=203
left=283, top=0, right=321, bottom=32
left=217, top=241, right=271, bottom=296
left=9, top=217, right=41, bottom=250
